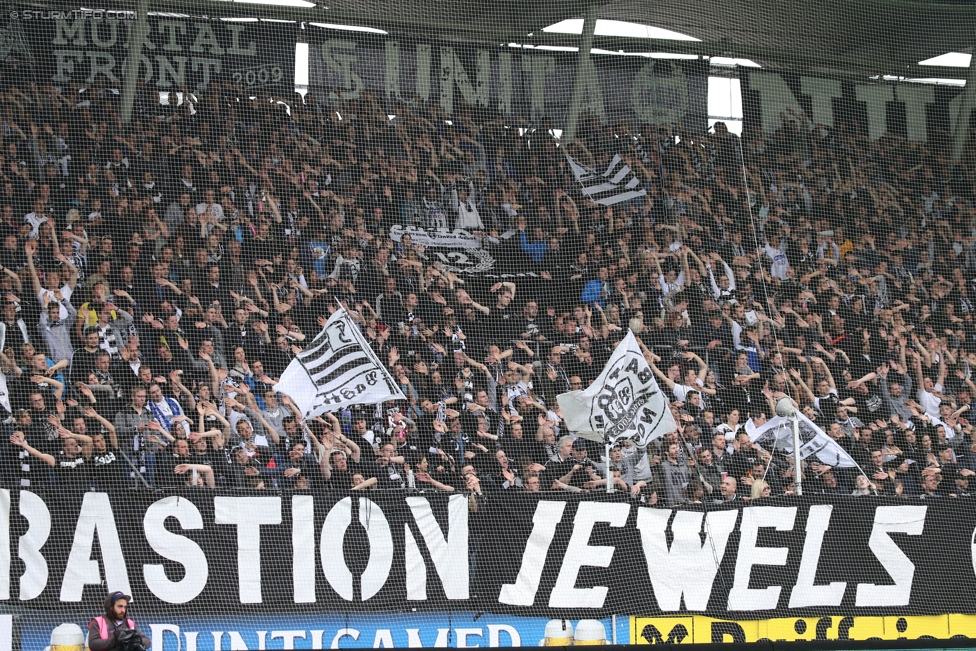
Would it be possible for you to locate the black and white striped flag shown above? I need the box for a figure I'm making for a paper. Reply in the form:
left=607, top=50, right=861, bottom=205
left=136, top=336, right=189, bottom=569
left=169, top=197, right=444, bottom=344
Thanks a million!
left=565, top=151, right=647, bottom=206
left=275, top=307, right=406, bottom=418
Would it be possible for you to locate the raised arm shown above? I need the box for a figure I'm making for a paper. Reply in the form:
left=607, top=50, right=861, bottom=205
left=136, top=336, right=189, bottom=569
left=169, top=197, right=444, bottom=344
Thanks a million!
left=53, top=251, right=78, bottom=292
left=84, top=406, right=118, bottom=449
left=649, top=358, right=676, bottom=391
left=10, top=432, right=54, bottom=467
left=817, top=357, right=837, bottom=390
left=327, top=413, right=361, bottom=463
left=25, top=241, right=42, bottom=296
left=789, top=368, right=816, bottom=405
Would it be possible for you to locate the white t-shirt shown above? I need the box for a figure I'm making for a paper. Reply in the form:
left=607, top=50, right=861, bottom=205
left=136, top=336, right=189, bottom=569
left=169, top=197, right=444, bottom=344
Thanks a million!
left=918, top=383, right=944, bottom=420
left=673, top=379, right=703, bottom=402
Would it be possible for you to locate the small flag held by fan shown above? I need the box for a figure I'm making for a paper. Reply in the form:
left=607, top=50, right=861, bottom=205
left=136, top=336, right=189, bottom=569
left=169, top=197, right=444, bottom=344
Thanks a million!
left=565, top=151, right=647, bottom=206
left=275, top=307, right=406, bottom=418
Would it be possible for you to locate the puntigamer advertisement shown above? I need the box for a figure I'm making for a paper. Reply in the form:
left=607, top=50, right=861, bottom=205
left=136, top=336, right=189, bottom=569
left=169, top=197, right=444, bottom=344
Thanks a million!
left=15, top=613, right=626, bottom=649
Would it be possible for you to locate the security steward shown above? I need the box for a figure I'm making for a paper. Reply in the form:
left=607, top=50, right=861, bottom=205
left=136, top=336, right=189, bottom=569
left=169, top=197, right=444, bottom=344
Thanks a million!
left=87, top=591, right=151, bottom=650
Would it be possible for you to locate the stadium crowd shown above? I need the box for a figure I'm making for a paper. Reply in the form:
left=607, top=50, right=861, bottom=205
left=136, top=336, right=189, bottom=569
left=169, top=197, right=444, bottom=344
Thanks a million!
left=2, top=77, right=976, bottom=505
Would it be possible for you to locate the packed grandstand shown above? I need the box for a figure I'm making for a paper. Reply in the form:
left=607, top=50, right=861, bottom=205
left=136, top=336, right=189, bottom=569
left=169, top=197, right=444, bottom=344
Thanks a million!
left=1, top=78, right=972, bottom=503
left=5, top=5, right=976, bottom=647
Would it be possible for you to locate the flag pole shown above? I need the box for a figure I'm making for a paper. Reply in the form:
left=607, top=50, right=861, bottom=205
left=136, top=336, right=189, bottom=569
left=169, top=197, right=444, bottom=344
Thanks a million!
left=605, top=435, right=614, bottom=494
left=775, top=398, right=803, bottom=496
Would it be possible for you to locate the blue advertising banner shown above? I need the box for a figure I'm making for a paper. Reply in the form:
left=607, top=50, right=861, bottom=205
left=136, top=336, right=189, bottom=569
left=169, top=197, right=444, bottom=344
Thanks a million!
left=17, top=612, right=629, bottom=649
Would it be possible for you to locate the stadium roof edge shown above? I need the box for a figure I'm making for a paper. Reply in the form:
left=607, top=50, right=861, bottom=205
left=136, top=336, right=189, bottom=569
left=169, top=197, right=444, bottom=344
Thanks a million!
left=17, top=0, right=976, bottom=80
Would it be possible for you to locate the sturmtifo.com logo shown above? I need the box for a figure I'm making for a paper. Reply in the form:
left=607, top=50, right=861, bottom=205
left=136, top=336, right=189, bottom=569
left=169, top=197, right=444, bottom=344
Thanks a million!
left=9, top=9, right=137, bottom=20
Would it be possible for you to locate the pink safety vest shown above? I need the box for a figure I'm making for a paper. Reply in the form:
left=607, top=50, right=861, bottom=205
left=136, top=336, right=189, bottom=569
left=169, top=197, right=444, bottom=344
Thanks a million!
left=90, top=616, right=136, bottom=640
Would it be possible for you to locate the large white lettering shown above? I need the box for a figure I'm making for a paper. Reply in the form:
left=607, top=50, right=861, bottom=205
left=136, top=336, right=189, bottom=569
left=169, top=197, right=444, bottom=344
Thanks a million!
left=143, top=496, right=209, bottom=604
left=53, top=19, right=86, bottom=46
left=18, top=491, right=50, bottom=600
left=549, top=501, right=629, bottom=608
left=292, top=495, right=316, bottom=603
left=631, top=61, right=687, bottom=125
left=727, top=506, right=796, bottom=611
left=60, top=492, right=131, bottom=602
left=406, top=628, right=449, bottom=647
left=0, top=491, right=7, bottom=600
left=499, top=500, right=566, bottom=606
left=189, top=23, right=225, bottom=55
left=749, top=72, right=805, bottom=133
left=271, top=630, right=306, bottom=649
left=520, top=55, right=555, bottom=121
left=896, top=85, right=935, bottom=142
left=331, top=628, right=359, bottom=649
left=789, top=504, right=845, bottom=608
left=438, top=47, right=491, bottom=114
left=322, top=40, right=364, bottom=101
left=855, top=505, right=925, bottom=606
left=403, top=494, right=468, bottom=600
left=150, top=624, right=180, bottom=651
left=799, top=77, right=842, bottom=128
left=385, top=41, right=402, bottom=101
left=855, top=85, right=895, bottom=140
left=226, top=25, right=257, bottom=56
left=487, top=624, right=520, bottom=647
left=214, top=496, right=281, bottom=604
left=636, top=507, right=739, bottom=611
left=320, top=497, right=392, bottom=601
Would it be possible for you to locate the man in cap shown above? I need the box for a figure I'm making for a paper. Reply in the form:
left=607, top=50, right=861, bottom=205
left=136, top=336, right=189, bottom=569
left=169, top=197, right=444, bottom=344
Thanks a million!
left=574, top=620, right=607, bottom=645
left=87, top=591, right=150, bottom=650
left=540, top=620, right=574, bottom=646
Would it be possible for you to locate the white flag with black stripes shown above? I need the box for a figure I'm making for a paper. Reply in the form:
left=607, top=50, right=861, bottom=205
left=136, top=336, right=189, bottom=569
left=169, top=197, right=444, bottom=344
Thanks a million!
left=565, top=151, right=647, bottom=206
left=275, top=307, right=406, bottom=418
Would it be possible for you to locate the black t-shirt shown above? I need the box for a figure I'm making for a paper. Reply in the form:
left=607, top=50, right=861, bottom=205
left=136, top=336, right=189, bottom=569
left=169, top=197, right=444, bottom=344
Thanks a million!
left=488, top=306, right=517, bottom=342
left=154, top=451, right=190, bottom=488
left=70, top=348, right=102, bottom=383
left=24, top=411, right=61, bottom=455
left=366, top=458, right=405, bottom=489
left=55, top=452, right=90, bottom=489
left=850, top=388, right=885, bottom=419
left=325, top=469, right=355, bottom=490
left=541, top=456, right=576, bottom=490
left=90, top=447, right=127, bottom=490
left=282, top=456, right=319, bottom=489
left=815, top=390, right=841, bottom=421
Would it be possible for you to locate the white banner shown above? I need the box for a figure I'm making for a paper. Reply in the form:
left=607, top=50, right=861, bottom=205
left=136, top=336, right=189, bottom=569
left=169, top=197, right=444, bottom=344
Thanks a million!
left=389, top=226, right=498, bottom=274
left=745, top=411, right=859, bottom=468
left=557, top=330, right=676, bottom=445
left=389, top=225, right=483, bottom=249
left=275, top=308, right=406, bottom=418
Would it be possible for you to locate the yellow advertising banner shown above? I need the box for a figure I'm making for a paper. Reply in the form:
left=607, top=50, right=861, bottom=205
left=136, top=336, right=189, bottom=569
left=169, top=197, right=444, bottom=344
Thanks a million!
left=630, top=614, right=976, bottom=644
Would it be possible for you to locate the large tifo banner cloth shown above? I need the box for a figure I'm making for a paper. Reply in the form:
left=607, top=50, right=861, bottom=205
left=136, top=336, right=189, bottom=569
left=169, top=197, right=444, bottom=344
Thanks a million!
left=558, top=330, right=676, bottom=445
left=5, top=489, right=976, bottom=617
left=276, top=307, right=405, bottom=418
left=308, top=30, right=708, bottom=128
left=741, top=70, right=964, bottom=142
left=0, top=8, right=296, bottom=93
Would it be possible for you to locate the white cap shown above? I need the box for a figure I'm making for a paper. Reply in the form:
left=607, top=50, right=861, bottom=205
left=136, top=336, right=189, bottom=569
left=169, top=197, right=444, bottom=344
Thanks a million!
left=542, top=620, right=574, bottom=646
left=49, top=623, right=85, bottom=651
left=573, top=620, right=607, bottom=645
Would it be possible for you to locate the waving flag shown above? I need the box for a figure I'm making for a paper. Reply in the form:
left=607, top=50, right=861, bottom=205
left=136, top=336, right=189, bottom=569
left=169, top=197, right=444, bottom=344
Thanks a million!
left=275, top=307, right=406, bottom=418
left=557, top=330, right=676, bottom=445
left=565, top=151, right=647, bottom=206
left=746, top=411, right=861, bottom=468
